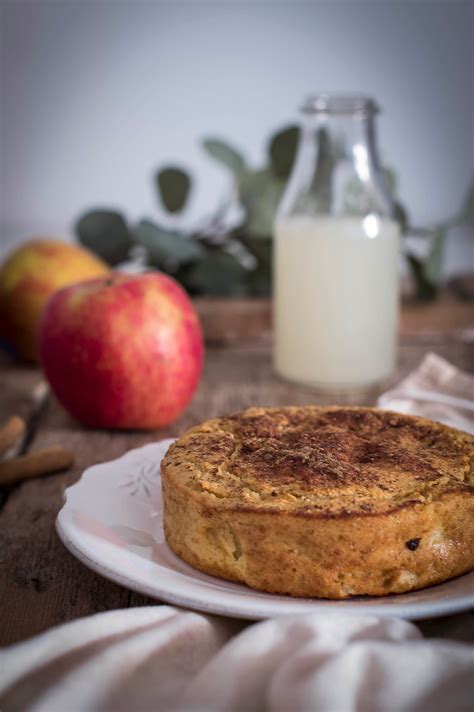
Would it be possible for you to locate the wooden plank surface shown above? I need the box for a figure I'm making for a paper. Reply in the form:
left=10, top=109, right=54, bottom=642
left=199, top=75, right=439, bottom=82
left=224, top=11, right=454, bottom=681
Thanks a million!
left=0, top=334, right=473, bottom=646
left=195, top=292, right=474, bottom=346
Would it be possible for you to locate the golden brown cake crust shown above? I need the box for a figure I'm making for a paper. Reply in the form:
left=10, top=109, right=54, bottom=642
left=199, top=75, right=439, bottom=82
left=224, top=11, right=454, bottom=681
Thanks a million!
left=161, top=406, right=474, bottom=598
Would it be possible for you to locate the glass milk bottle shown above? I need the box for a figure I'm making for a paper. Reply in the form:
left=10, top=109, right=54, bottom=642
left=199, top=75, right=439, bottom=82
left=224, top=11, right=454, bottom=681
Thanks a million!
left=274, top=95, right=400, bottom=389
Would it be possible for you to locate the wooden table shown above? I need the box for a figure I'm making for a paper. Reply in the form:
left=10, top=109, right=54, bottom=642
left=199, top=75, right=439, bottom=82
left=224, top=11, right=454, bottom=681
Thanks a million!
left=1, top=297, right=473, bottom=647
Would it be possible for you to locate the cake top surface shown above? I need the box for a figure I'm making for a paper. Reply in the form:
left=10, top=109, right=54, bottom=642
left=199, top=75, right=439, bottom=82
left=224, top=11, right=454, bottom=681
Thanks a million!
left=161, top=406, right=474, bottom=516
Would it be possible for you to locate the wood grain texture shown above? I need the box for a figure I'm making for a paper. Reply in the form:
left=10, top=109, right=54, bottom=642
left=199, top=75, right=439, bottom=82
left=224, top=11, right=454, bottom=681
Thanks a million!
left=194, top=292, right=474, bottom=346
left=0, top=358, right=46, bottom=424
left=0, top=331, right=473, bottom=645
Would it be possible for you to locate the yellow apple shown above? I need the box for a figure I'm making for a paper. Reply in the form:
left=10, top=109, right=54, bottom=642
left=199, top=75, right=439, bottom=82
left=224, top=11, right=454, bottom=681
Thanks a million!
left=0, top=239, right=110, bottom=362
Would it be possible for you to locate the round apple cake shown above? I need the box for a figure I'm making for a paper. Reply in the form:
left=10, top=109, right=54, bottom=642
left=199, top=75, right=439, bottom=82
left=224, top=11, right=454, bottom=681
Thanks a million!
left=161, top=406, right=474, bottom=598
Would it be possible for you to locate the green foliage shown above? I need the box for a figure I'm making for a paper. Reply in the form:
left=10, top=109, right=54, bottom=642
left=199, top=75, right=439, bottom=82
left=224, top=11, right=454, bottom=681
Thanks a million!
left=459, top=177, right=474, bottom=226
left=393, top=203, right=409, bottom=234
left=75, top=120, right=473, bottom=301
left=269, top=126, right=299, bottom=178
left=236, top=233, right=273, bottom=263
left=392, top=172, right=473, bottom=300
left=312, top=128, right=335, bottom=213
left=202, top=139, right=246, bottom=176
left=423, top=227, right=446, bottom=287
left=133, top=219, right=203, bottom=271
left=405, top=256, right=437, bottom=301
left=76, top=210, right=133, bottom=265
left=383, top=167, right=397, bottom=195
left=404, top=227, right=446, bottom=301
left=384, top=168, right=408, bottom=231
left=247, top=257, right=273, bottom=296
left=237, top=169, right=286, bottom=239
left=130, top=220, right=252, bottom=296
left=156, top=167, right=191, bottom=213
left=184, top=250, right=249, bottom=297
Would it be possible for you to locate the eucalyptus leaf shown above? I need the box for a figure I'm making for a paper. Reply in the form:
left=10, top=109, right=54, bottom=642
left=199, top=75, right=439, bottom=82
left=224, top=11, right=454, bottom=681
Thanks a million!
left=383, top=167, right=409, bottom=232
left=202, top=138, right=246, bottom=176
left=423, top=226, right=446, bottom=286
left=133, top=219, right=203, bottom=272
left=269, top=125, right=299, bottom=178
left=459, top=177, right=474, bottom=225
left=235, top=234, right=273, bottom=265
left=312, top=128, right=334, bottom=212
left=156, top=167, right=191, bottom=213
left=184, top=249, right=249, bottom=296
left=394, top=202, right=409, bottom=233
left=406, top=255, right=437, bottom=301
left=405, top=226, right=445, bottom=301
left=76, top=210, right=133, bottom=265
left=238, top=169, right=286, bottom=238
left=247, top=261, right=272, bottom=296
left=383, top=168, right=397, bottom=195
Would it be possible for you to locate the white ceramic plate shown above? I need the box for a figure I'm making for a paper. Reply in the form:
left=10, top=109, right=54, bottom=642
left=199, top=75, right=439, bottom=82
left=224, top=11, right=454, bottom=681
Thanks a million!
left=56, top=440, right=474, bottom=621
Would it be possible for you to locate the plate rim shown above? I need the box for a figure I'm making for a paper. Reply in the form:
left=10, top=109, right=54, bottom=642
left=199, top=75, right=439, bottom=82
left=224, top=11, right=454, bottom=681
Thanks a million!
left=56, top=442, right=474, bottom=621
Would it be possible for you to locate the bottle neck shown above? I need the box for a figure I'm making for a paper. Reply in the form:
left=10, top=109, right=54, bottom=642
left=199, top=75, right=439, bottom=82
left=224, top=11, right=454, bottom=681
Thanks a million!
left=307, top=112, right=382, bottom=179
left=278, top=109, right=393, bottom=219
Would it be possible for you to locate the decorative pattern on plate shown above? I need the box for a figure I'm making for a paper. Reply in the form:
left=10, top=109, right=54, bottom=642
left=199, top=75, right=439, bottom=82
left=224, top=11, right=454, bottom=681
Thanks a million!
left=119, top=458, right=162, bottom=499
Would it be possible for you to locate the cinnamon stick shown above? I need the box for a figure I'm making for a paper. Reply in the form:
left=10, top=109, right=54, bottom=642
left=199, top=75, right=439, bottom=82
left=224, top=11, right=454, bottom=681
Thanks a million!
left=0, top=445, right=74, bottom=487
left=0, top=416, right=26, bottom=456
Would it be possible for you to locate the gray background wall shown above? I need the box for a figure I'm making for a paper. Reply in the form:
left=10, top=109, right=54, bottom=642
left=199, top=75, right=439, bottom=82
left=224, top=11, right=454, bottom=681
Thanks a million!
left=1, top=0, right=473, bottom=272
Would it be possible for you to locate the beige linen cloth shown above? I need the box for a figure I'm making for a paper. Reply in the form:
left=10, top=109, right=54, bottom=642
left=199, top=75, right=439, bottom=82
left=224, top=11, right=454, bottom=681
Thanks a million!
left=1, top=353, right=473, bottom=712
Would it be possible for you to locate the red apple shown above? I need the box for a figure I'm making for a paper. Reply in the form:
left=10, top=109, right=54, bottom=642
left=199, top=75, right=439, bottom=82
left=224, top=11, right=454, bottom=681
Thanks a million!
left=38, top=273, right=204, bottom=429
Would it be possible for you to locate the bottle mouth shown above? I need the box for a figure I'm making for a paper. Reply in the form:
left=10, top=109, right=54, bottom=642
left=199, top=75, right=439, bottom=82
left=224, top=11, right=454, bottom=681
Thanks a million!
left=301, top=94, right=379, bottom=116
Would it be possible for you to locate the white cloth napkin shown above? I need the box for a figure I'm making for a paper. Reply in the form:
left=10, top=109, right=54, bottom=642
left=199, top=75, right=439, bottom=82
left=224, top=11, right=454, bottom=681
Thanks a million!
left=1, top=607, right=473, bottom=712
left=1, top=352, right=473, bottom=712
left=377, top=352, right=474, bottom=434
